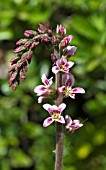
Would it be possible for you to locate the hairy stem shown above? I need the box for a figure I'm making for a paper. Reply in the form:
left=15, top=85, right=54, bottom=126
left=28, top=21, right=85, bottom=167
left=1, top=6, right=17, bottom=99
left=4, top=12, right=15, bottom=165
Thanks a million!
left=55, top=72, right=63, bottom=170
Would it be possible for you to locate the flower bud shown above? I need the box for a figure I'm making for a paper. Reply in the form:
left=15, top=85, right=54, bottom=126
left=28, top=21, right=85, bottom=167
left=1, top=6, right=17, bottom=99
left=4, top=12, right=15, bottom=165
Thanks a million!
left=16, top=39, right=27, bottom=45
left=30, top=42, right=39, bottom=49
left=20, top=70, right=25, bottom=79
left=41, top=37, right=49, bottom=42
left=10, top=57, right=19, bottom=65
left=62, top=73, right=74, bottom=86
left=24, top=30, right=37, bottom=37
left=51, top=36, right=57, bottom=44
left=24, top=40, right=32, bottom=48
left=64, top=46, right=77, bottom=57
left=15, top=63, right=21, bottom=70
left=60, top=35, right=73, bottom=47
left=12, top=84, right=17, bottom=90
left=51, top=53, right=56, bottom=61
left=14, top=46, right=25, bottom=53
left=56, top=25, right=66, bottom=35
left=26, top=51, right=32, bottom=60
left=24, top=65, right=28, bottom=72
left=21, top=55, right=26, bottom=64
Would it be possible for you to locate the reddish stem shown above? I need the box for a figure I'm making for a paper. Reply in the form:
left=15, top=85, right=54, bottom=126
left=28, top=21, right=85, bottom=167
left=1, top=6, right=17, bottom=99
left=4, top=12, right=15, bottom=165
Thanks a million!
left=55, top=71, right=64, bottom=170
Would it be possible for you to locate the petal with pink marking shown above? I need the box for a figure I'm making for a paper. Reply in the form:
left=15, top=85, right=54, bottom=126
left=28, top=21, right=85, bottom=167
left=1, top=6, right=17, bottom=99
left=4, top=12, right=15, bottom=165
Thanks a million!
left=66, top=74, right=74, bottom=87
left=43, top=104, right=52, bottom=112
left=72, top=87, right=85, bottom=94
left=68, top=35, right=74, bottom=42
left=57, top=116, right=65, bottom=124
left=72, top=120, right=80, bottom=125
left=58, top=103, right=66, bottom=112
left=65, top=115, right=72, bottom=127
left=48, top=77, right=53, bottom=86
left=58, top=86, right=65, bottom=93
left=43, top=117, right=54, bottom=127
left=69, top=94, right=75, bottom=99
left=52, top=66, right=59, bottom=74
left=63, top=69, right=69, bottom=74
left=34, top=85, right=46, bottom=93
left=67, top=61, right=74, bottom=68
left=52, top=105, right=58, bottom=110
left=38, top=96, right=47, bottom=103
left=41, top=74, right=48, bottom=85
left=41, top=74, right=53, bottom=86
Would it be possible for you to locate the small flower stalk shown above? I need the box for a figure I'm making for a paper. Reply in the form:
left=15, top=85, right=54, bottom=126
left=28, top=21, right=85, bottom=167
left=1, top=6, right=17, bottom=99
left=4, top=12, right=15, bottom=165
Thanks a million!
left=9, top=24, right=85, bottom=170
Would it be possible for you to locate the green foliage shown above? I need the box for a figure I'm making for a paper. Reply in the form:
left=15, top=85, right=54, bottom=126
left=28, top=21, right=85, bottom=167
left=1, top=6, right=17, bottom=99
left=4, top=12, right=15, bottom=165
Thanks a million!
left=0, top=0, right=106, bottom=169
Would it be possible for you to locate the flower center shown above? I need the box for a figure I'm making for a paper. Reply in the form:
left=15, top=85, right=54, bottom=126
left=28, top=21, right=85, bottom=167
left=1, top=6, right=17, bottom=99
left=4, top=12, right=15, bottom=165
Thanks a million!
left=52, top=113, right=60, bottom=120
left=49, top=89, right=54, bottom=95
left=65, top=87, right=73, bottom=96
left=59, top=65, right=66, bottom=71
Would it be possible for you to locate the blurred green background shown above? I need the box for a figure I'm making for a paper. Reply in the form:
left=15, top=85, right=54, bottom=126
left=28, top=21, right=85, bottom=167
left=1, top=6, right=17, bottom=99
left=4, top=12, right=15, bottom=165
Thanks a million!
left=0, top=0, right=106, bottom=170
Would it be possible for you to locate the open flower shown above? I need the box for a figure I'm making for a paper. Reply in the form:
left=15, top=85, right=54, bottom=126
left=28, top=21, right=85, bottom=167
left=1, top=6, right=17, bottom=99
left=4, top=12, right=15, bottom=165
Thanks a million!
left=34, top=74, right=54, bottom=103
left=43, top=103, right=66, bottom=127
left=52, top=58, right=74, bottom=74
left=65, top=115, right=83, bottom=132
left=58, top=73, right=85, bottom=99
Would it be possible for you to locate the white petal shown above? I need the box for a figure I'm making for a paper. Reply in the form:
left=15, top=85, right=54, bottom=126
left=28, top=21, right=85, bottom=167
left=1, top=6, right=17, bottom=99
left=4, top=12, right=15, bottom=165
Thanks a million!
left=38, top=96, right=46, bottom=103
left=41, top=74, right=53, bottom=86
left=48, top=77, right=53, bottom=86
left=69, top=94, right=75, bottom=99
left=67, top=61, right=74, bottom=68
left=34, top=85, right=46, bottom=93
left=58, top=103, right=66, bottom=112
left=34, top=85, right=47, bottom=96
left=43, top=117, right=54, bottom=127
left=57, top=116, right=65, bottom=124
left=41, top=74, right=47, bottom=85
left=65, top=115, right=72, bottom=127
left=43, top=104, right=52, bottom=112
left=52, top=66, right=59, bottom=74
left=72, top=120, right=80, bottom=124
left=52, top=105, right=58, bottom=110
left=58, top=86, right=65, bottom=93
left=72, top=87, right=85, bottom=94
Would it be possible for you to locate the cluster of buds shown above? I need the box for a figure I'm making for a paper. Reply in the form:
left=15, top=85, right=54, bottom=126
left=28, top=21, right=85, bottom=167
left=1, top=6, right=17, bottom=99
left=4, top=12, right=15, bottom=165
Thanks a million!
left=8, top=24, right=59, bottom=90
left=9, top=24, right=85, bottom=132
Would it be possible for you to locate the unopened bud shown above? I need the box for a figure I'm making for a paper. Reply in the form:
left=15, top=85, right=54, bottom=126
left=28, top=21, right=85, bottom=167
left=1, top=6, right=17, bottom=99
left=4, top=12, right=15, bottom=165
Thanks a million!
left=14, top=46, right=25, bottom=53
left=20, top=70, right=25, bottom=79
left=56, top=25, right=66, bottom=35
left=51, top=53, right=56, bottom=61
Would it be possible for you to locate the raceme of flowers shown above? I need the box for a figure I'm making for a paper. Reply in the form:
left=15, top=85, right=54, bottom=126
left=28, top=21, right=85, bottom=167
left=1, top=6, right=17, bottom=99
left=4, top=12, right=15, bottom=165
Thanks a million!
left=9, top=24, right=85, bottom=132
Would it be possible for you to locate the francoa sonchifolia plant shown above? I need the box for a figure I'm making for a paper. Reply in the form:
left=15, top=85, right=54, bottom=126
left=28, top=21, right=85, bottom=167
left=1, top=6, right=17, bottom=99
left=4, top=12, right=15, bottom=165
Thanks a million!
left=8, top=24, right=85, bottom=170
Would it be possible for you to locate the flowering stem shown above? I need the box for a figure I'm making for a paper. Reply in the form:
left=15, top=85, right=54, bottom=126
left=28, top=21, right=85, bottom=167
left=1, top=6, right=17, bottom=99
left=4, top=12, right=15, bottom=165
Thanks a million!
left=55, top=71, right=63, bottom=170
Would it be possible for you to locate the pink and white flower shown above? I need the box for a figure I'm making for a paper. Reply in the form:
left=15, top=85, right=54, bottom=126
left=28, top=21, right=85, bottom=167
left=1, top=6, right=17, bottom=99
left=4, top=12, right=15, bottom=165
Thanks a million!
left=34, top=74, right=54, bottom=103
left=65, top=115, right=83, bottom=132
left=52, top=58, right=74, bottom=74
left=43, top=103, right=66, bottom=127
left=58, top=73, right=85, bottom=99
left=56, top=25, right=66, bottom=35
